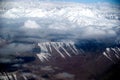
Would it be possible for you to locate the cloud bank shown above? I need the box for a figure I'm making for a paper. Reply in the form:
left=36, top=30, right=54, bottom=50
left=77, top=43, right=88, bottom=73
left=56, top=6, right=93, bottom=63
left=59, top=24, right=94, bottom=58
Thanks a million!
left=0, top=1, right=119, bottom=41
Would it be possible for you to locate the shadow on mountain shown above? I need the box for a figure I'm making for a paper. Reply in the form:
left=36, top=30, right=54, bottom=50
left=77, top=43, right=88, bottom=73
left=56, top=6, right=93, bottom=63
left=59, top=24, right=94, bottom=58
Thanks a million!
left=98, top=61, right=120, bottom=80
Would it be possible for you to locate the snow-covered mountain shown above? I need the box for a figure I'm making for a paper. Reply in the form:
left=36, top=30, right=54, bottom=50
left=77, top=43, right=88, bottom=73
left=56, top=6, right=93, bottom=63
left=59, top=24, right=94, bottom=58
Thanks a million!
left=103, top=47, right=120, bottom=63
left=0, top=1, right=119, bottom=27
left=34, top=41, right=120, bottom=63
left=35, top=41, right=80, bottom=62
left=0, top=1, right=120, bottom=80
left=0, top=0, right=120, bottom=68
left=0, top=1, right=119, bottom=40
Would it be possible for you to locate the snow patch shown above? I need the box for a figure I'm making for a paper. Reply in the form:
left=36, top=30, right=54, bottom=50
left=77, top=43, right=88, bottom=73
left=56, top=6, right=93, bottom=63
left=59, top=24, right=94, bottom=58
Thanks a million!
left=36, top=41, right=79, bottom=62
left=103, top=47, right=120, bottom=63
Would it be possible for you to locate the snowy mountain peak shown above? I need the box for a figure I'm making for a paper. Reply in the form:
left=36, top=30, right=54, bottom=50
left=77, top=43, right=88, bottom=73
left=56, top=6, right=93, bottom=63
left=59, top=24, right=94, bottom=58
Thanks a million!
left=36, top=41, right=79, bottom=62
left=103, top=47, right=120, bottom=63
left=0, top=2, right=119, bottom=27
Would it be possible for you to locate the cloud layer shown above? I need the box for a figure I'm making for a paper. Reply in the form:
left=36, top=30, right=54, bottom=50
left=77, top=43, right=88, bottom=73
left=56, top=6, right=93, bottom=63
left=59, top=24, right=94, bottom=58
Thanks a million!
left=0, top=1, right=119, bottom=41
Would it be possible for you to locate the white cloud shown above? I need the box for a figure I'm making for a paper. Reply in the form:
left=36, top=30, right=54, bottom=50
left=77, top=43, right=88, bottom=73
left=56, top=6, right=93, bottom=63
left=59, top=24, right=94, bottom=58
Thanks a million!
left=0, top=2, right=119, bottom=25
left=81, top=27, right=116, bottom=39
left=49, top=22, right=70, bottom=30
left=23, top=20, right=40, bottom=29
left=19, top=20, right=42, bottom=36
left=0, top=1, right=119, bottom=40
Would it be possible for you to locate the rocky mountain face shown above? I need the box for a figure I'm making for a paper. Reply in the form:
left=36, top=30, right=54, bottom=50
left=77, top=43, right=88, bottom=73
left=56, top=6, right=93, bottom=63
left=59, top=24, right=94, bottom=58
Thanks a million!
left=0, top=40, right=120, bottom=80
left=31, top=40, right=120, bottom=64
left=0, top=1, right=120, bottom=80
